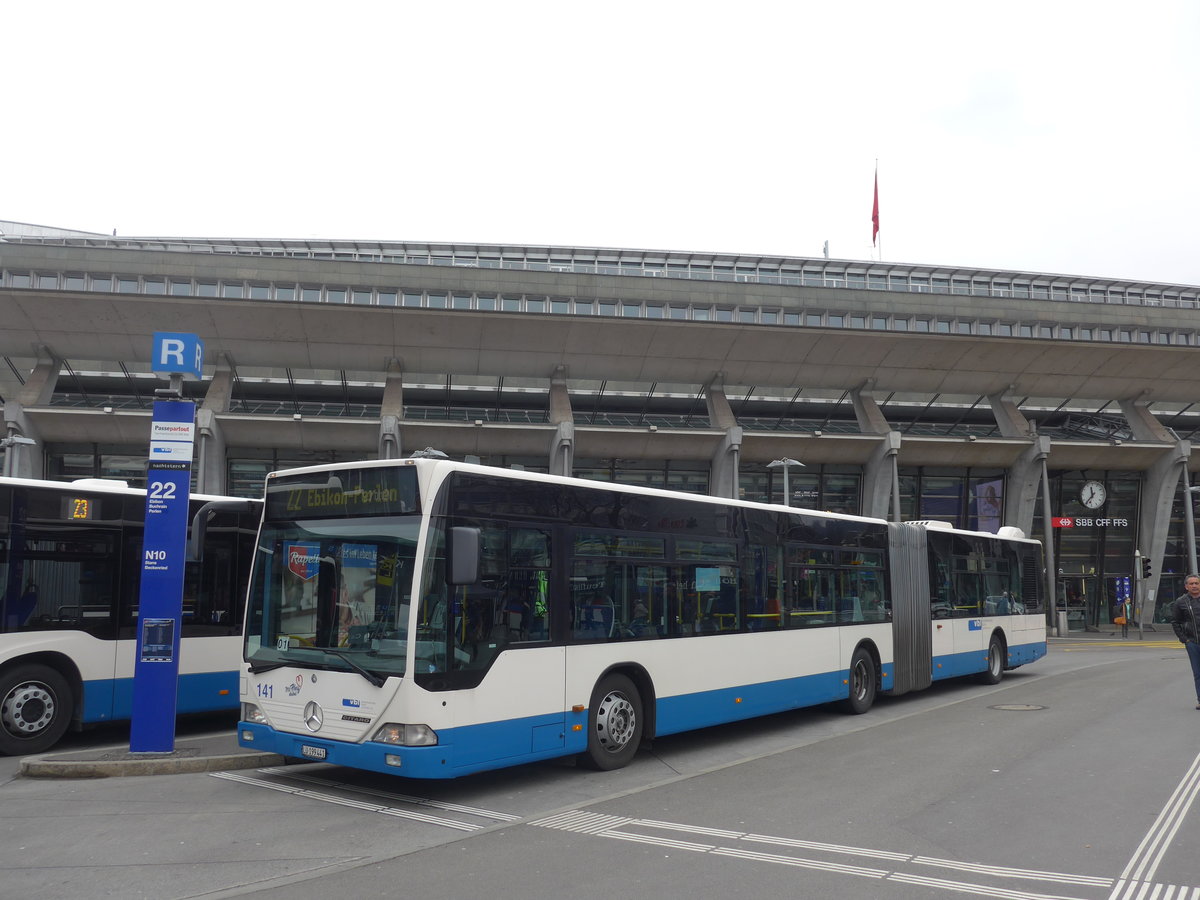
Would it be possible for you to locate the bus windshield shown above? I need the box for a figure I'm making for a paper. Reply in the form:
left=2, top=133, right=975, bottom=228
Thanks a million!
left=243, top=517, right=421, bottom=680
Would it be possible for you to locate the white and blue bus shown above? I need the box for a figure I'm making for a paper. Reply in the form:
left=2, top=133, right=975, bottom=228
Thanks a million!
left=239, top=459, right=1046, bottom=778
left=0, top=477, right=260, bottom=754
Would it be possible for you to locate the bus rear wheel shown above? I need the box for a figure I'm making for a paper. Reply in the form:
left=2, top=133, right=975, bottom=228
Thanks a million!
left=580, top=673, right=643, bottom=771
left=977, top=635, right=1006, bottom=685
left=0, top=664, right=73, bottom=756
left=842, top=647, right=877, bottom=715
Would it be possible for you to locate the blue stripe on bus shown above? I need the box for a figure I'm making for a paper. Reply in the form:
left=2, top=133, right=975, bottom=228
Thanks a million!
left=81, top=671, right=240, bottom=725
left=239, top=663, right=895, bottom=779
left=655, top=670, right=849, bottom=736
left=930, top=639, right=1047, bottom=682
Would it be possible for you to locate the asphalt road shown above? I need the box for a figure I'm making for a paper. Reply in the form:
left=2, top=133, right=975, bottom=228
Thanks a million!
left=2, top=640, right=1197, bottom=900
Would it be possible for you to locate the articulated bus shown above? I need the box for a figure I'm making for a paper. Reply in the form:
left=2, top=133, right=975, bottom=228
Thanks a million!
left=0, top=477, right=261, bottom=754
left=239, top=459, right=1046, bottom=778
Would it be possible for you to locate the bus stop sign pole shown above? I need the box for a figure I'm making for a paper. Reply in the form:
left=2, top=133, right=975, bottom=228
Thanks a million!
left=129, top=333, right=203, bottom=754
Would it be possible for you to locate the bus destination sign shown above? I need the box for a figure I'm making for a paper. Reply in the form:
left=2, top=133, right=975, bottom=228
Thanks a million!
left=267, top=467, right=418, bottom=520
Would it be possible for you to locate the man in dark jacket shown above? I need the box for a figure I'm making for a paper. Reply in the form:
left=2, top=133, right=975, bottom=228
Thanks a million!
left=1169, top=574, right=1200, bottom=709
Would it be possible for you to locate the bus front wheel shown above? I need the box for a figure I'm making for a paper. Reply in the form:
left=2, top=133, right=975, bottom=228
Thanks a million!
left=580, top=673, right=643, bottom=771
left=0, top=664, right=73, bottom=756
left=842, top=647, right=877, bottom=715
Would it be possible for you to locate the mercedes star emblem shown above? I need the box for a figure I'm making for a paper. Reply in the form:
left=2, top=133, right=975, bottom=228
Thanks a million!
left=302, top=700, right=323, bottom=732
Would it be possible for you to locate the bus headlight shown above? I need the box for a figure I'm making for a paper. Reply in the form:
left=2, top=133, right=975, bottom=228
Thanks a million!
left=372, top=723, right=438, bottom=746
left=241, top=703, right=267, bottom=724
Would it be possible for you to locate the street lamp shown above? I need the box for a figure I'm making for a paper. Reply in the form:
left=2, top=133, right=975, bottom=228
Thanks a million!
left=767, top=457, right=805, bottom=507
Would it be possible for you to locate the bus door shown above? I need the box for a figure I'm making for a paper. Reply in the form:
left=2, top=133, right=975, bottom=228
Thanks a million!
left=424, top=521, right=564, bottom=769
left=950, top=556, right=987, bottom=662
left=927, top=541, right=957, bottom=670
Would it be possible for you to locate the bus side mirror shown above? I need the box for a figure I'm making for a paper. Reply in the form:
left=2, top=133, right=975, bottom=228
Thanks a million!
left=447, top=526, right=481, bottom=585
left=187, top=499, right=258, bottom=562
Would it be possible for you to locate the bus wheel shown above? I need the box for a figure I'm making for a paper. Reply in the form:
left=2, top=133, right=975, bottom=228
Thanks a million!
left=0, top=664, right=73, bottom=756
left=977, top=635, right=1005, bottom=685
left=842, top=647, right=877, bottom=715
left=580, top=674, right=643, bottom=771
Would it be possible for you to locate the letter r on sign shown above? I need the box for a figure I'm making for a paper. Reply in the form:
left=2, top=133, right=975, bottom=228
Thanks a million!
left=160, top=339, right=185, bottom=367
left=151, top=332, right=205, bottom=380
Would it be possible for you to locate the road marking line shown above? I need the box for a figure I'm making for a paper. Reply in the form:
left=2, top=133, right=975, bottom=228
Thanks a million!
left=254, top=766, right=520, bottom=821
left=1119, top=751, right=1200, bottom=885
left=533, top=810, right=1120, bottom=895
left=889, top=870, right=1086, bottom=899
left=210, top=771, right=481, bottom=831
left=914, top=856, right=1112, bottom=887
left=712, top=846, right=888, bottom=878
left=742, top=832, right=912, bottom=862
left=530, top=810, right=635, bottom=833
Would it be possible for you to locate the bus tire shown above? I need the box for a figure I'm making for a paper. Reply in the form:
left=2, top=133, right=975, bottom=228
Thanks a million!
left=977, top=635, right=1005, bottom=685
left=580, top=673, right=643, bottom=771
left=0, top=664, right=73, bottom=756
left=842, top=646, right=877, bottom=715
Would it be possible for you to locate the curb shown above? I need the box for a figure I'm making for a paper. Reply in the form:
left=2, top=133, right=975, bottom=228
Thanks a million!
left=20, top=749, right=286, bottom=779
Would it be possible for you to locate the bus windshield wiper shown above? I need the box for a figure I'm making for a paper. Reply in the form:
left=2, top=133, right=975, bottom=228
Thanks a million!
left=248, top=661, right=289, bottom=674
left=319, top=648, right=387, bottom=688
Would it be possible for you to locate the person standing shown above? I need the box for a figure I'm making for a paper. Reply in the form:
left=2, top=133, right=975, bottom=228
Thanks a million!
left=1169, top=574, right=1200, bottom=710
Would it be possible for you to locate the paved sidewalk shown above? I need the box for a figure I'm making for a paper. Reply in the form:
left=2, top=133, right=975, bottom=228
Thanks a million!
left=19, top=731, right=284, bottom=779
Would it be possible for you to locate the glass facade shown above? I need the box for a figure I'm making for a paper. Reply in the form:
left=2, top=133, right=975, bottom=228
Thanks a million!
left=740, top=465, right=861, bottom=515
left=1032, top=471, right=1140, bottom=632
left=896, top=468, right=1007, bottom=531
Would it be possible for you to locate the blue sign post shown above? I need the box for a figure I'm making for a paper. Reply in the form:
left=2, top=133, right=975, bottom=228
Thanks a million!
left=129, top=334, right=203, bottom=753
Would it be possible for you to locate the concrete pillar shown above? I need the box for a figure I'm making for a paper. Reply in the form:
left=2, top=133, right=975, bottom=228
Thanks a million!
left=705, top=376, right=741, bottom=499
left=378, top=358, right=404, bottom=459
left=1006, top=435, right=1051, bottom=535
left=2, top=349, right=58, bottom=478
left=987, top=391, right=1033, bottom=438
left=2, top=401, right=44, bottom=479
left=851, top=381, right=890, bottom=435
left=1119, top=398, right=1173, bottom=443
left=18, top=347, right=62, bottom=408
left=548, top=367, right=574, bottom=477
left=1138, top=440, right=1189, bottom=621
left=851, top=383, right=902, bottom=520
left=193, top=355, right=234, bottom=493
left=550, top=422, right=574, bottom=477
left=202, top=354, right=234, bottom=414
left=710, top=426, right=744, bottom=499
left=862, top=431, right=901, bottom=519
left=195, top=407, right=227, bottom=495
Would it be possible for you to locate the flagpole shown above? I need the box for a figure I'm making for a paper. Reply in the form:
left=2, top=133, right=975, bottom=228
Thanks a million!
left=872, top=160, right=881, bottom=261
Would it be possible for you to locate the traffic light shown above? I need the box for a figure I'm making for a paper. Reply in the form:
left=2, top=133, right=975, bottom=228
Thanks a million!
left=1142, top=558, right=1153, bottom=579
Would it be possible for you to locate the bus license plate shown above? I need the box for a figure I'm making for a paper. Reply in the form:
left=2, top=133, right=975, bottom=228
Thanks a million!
left=300, top=745, right=327, bottom=760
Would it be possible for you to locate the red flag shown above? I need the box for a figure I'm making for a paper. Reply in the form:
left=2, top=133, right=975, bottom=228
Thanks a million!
left=871, top=169, right=880, bottom=246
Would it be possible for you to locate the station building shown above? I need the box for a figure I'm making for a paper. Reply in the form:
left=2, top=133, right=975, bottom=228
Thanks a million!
left=2, top=220, right=1199, bottom=632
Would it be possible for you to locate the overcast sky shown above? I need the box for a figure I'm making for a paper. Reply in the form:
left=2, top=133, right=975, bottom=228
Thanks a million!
left=7, top=1, right=1198, bottom=285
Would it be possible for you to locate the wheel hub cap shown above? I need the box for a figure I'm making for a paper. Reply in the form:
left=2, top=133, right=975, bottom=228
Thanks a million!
left=595, top=691, right=636, bottom=751
left=3, top=683, right=55, bottom=735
